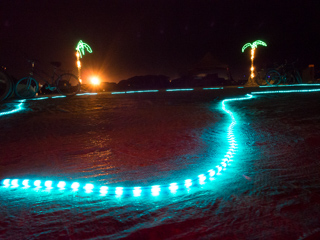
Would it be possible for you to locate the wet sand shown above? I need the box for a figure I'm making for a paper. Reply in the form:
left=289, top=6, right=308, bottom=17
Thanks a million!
left=1, top=87, right=320, bottom=239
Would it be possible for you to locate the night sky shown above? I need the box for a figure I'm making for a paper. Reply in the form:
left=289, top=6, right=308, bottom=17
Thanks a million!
left=1, top=0, right=319, bottom=83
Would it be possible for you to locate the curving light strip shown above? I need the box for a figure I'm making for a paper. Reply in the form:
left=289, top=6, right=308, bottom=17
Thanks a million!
left=0, top=94, right=253, bottom=197
left=3, top=88, right=319, bottom=197
left=0, top=99, right=25, bottom=116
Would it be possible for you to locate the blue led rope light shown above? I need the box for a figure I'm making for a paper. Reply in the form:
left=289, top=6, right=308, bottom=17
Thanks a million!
left=0, top=100, right=25, bottom=116
left=166, top=88, right=194, bottom=92
left=259, top=83, right=320, bottom=88
left=251, top=89, right=320, bottom=94
left=203, top=87, right=223, bottom=90
left=111, top=90, right=159, bottom=94
left=76, top=93, right=98, bottom=96
left=0, top=94, right=253, bottom=197
left=28, top=97, right=49, bottom=100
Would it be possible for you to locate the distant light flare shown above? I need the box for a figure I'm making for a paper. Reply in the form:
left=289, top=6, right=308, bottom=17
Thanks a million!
left=90, top=76, right=100, bottom=85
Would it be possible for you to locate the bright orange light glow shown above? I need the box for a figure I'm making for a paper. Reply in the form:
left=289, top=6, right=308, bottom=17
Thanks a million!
left=90, top=76, right=100, bottom=85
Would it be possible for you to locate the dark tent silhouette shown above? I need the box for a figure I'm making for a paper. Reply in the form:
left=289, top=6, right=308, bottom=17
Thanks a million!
left=188, top=52, right=229, bottom=77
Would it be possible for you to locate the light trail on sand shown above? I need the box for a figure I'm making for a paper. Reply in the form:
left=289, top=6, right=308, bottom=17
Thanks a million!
left=2, top=87, right=320, bottom=198
left=0, top=93, right=253, bottom=198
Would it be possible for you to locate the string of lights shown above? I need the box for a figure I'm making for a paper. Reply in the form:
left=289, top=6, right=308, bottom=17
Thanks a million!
left=2, top=87, right=320, bottom=198
left=0, top=94, right=254, bottom=198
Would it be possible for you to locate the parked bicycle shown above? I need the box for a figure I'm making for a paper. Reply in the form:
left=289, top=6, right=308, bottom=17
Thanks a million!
left=14, top=60, right=81, bottom=99
left=0, top=65, right=14, bottom=101
left=265, top=60, right=302, bottom=86
left=251, top=69, right=267, bottom=86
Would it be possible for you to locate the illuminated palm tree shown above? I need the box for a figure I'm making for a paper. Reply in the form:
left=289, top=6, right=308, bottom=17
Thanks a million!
left=75, top=40, right=93, bottom=83
left=242, top=40, right=267, bottom=79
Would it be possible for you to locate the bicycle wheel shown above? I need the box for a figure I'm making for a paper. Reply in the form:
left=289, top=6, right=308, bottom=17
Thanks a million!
left=56, top=73, right=80, bottom=96
left=285, top=74, right=296, bottom=84
left=14, top=76, right=39, bottom=99
left=265, top=70, right=281, bottom=86
left=0, top=70, right=13, bottom=101
left=294, top=71, right=302, bottom=84
left=254, top=73, right=268, bottom=86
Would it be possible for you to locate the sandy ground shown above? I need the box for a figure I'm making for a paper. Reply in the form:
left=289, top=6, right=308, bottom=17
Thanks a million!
left=1, top=87, right=320, bottom=239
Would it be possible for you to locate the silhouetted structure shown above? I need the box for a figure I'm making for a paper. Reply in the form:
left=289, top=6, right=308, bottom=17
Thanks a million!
left=118, top=75, right=170, bottom=90
left=171, top=52, right=234, bottom=88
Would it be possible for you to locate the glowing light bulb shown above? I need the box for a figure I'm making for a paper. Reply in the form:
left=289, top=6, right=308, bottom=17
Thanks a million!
left=34, top=180, right=41, bottom=188
left=84, top=183, right=94, bottom=193
left=115, top=187, right=123, bottom=196
left=151, top=185, right=161, bottom=196
left=3, top=179, right=10, bottom=186
left=208, top=170, right=215, bottom=177
left=133, top=187, right=142, bottom=197
left=169, top=183, right=178, bottom=193
left=216, top=166, right=222, bottom=175
left=198, top=174, right=206, bottom=185
left=11, top=179, right=19, bottom=187
left=22, top=179, right=30, bottom=188
left=100, top=186, right=108, bottom=194
left=71, top=182, right=80, bottom=190
left=57, top=181, right=66, bottom=189
left=184, top=179, right=192, bottom=188
left=45, top=181, right=53, bottom=189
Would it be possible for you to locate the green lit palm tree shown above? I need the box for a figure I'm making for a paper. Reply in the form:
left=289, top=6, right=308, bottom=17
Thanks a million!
left=242, top=40, right=267, bottom=79
left=76, top=40, right=92, bottom=58
left=75, top=40, right=92, bottom=82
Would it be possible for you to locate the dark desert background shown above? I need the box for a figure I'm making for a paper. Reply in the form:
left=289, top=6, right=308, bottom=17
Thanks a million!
left=1, top=0, right=320, bottom=239
left=1, top=0, right=320, bottom=84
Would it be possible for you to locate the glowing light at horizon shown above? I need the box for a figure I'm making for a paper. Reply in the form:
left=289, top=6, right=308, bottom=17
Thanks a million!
left=90, top=76, right=100, bottom=85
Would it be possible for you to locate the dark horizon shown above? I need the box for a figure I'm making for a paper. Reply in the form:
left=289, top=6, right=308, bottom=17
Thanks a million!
left=1, top=0, right=319, bottom=84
